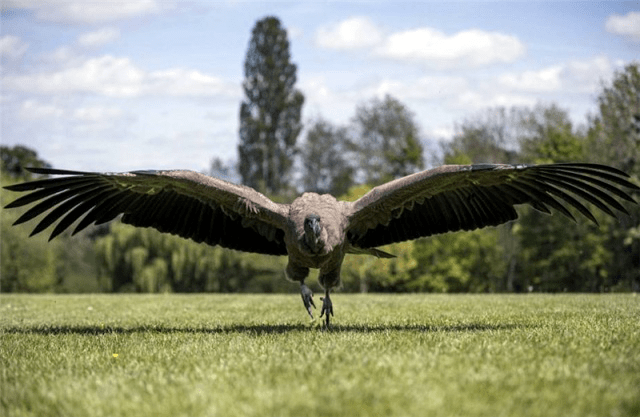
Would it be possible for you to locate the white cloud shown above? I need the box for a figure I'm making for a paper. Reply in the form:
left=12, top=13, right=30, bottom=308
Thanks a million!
left=77, top=28, right=121, bottom=48
left=5, top=55, right=144, bottom=96
left=605, top=11, right=640, bottom=42
left=315, top=17, right=384, bottom=50
left=454, top=90, right=536, bottom=112
left=314, top=17, right=526, bottom=68
left=562, top=55, right=614, bottom=93
left=376, top=28, right=525, bottom=68
left=147, top=68, right=240, bottom=98
left=0, top=35, right=28, bottom=61
left=499, top=56, right=614, bottom=94
left=499, top=66, right=564, bottom=92
left=69, top=105, right=137, bottom=137
left=72, top=106, right=124, bottom=123
left=36, top=28, right=120, bottom=67
left=5, top=0, right=165, bottom=24
left=39, top=46, right=80, bottom=66
left=18, top=100, right=65, bottom=120
left=395, top=76, right=470, bottom=100
left=3, top=55, right=240, bottom=98
left=427, top=124, right=456, bottom=141
left=17, top=100, right=131, bottom=130
left=287, top=26, right=304, bottom=41
left=299, top=73, right=472, bottom=126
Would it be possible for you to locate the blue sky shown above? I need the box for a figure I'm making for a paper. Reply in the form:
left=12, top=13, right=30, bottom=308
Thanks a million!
left=1, top=1, right=639, bottom=174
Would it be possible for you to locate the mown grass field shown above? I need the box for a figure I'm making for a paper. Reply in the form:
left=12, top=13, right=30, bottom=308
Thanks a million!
left=1, top=293, right=639, bottom=417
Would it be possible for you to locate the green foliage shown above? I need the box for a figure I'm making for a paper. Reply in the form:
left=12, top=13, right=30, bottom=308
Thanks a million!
left=437, top=101, right=638, bottom=292
left=411, top=229, right=505, bottom=292
left=341, top=241, right=417, bottom=292
left=588, top=63, right=640, bottom=175
left=2, top=294, right=639, bottom=417
left=519, top=104, right=586, bottom=163
left=351, top=94, right=424, bottom=185
left=1, top=209, right=60, bottom=292
left=238, top=16, right=304, bottom=194
left=300, top=117, right=354, bottom=195
left=94, top=223, right=290, bottom=293
left=443, top=107, right=520, bottom=165
left=512, top=105, right=610, bottom=291
left=515, top=209, right=612, bottom=291
left=0, top=145, right=50, bottom=180
left=1, top=174, right=101, bottom=293
left=338, top=184, right=505, bottom=293
left=586, top=63, right=640, bottom=290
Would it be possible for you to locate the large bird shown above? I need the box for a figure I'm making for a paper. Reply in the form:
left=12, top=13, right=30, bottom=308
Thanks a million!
left=4, top=163, right=639, bottom=326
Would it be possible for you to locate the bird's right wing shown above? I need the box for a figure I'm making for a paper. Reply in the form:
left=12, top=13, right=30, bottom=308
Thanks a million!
left=4, top=168, right=290, bottom=255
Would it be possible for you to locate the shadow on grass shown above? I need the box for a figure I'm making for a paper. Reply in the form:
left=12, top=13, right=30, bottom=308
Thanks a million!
left=2, top=322, right=525, bottom=335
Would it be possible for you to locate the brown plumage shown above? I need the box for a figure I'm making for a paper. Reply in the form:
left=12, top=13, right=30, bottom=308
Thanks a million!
left=4, top=163, right=639, bottom=326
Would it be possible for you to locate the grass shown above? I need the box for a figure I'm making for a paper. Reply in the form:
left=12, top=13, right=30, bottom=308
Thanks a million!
left=1, top=293, right=639, bottom=417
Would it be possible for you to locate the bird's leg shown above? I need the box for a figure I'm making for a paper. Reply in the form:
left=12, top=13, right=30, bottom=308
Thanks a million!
left=318, top=265, right=340, bottom=329
left=285, top=263, right=314, bottom=320
left=300, top=283, right=316, bottom=319
left=320, top=289, right=333, bottom=328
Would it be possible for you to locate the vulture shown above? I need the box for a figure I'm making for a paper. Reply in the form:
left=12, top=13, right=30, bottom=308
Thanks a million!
left=4, top=163, right=639, bottom=327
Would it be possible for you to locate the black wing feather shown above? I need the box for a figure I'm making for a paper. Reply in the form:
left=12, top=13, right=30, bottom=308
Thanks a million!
left=4, top=169, right=289, bottom=256
left=347, top=163, right=638, bottom=249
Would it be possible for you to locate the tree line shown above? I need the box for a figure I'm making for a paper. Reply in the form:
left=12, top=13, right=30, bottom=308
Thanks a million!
left=1, top=16, right=638, bottom=293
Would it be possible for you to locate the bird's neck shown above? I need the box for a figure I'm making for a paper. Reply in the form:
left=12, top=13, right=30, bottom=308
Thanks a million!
left=304, top=231, right=323, bottom=254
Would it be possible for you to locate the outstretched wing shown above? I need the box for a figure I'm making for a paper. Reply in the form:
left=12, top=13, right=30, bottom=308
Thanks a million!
left=4, top=168, right=290, bottom=255
left=345, top=163, right=639, bottom=249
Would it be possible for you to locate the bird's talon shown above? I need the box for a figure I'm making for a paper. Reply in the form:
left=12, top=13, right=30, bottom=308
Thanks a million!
left=320, top=294, right=333, bottom=327
left=300, top=284, right=316, bottom=319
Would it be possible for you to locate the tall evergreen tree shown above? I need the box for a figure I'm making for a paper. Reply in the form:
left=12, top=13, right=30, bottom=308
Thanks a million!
left=238, top=16, right=304, bottom=194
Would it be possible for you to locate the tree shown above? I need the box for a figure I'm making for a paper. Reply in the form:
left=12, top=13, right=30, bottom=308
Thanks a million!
left=441, top=107, right=521, bottom=165
left=299, top=118, right=353, bottom=196
left=238, top=16, right=304, bottom=194
left=1, top=145, right=50, bottom=180
left=588, top=63, right=640, bottom=175
left=1, top=184, right=61, bottom=292
left=0, top=146, right=101, bottom=293
left=350, top=95, right=424, bottom=185
left=94, top=222, right=289, bottom=293
left=514, top=105, right=611, bottom=291
left=518, top=103, right=585, bottom=163
left=587, top=63, right=640, bottom=290
left=410, top=229, right=505, bottom=293
left=439, top=107, right=524, bottom=290
left=1, top=173, right=101, bottom=293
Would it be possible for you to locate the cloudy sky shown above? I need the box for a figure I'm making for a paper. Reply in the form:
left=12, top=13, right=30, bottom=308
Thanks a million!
left=1, top=1, right=639, bottom=174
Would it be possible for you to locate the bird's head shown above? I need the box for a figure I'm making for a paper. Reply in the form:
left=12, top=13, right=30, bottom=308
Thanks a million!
left=304, top=214, right=322, bottom=238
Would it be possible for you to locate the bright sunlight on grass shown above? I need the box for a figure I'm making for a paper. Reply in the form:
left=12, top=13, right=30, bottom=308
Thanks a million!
left=2, top=294, right=639, bottom=417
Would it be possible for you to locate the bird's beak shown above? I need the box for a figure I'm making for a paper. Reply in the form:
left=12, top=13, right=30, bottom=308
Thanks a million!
left=311, top=219, right=321, bottom=237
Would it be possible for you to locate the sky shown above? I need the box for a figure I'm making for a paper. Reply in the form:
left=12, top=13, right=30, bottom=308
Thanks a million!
left=1, top=1, right=639, bottom=175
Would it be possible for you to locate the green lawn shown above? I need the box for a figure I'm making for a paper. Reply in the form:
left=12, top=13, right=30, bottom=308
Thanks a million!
left=1, top=293, right=639, bottom=417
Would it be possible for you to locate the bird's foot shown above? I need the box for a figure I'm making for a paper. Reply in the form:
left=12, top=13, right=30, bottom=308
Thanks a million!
left=300, top=284, right=316, bottom=319
left=320, top=293, right=333, bottom=328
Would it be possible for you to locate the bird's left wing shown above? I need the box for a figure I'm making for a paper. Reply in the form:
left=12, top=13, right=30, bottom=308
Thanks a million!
left=345, top=163, right=639, bottom=249
left=4, top=168, right=290, bottom=255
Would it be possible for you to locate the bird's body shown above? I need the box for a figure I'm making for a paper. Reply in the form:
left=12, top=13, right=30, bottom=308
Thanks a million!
left=4, top=163, right=639, bottom=327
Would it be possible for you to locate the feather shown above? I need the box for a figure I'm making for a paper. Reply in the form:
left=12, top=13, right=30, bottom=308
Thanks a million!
left=347, top=163, right=637, bottom=248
